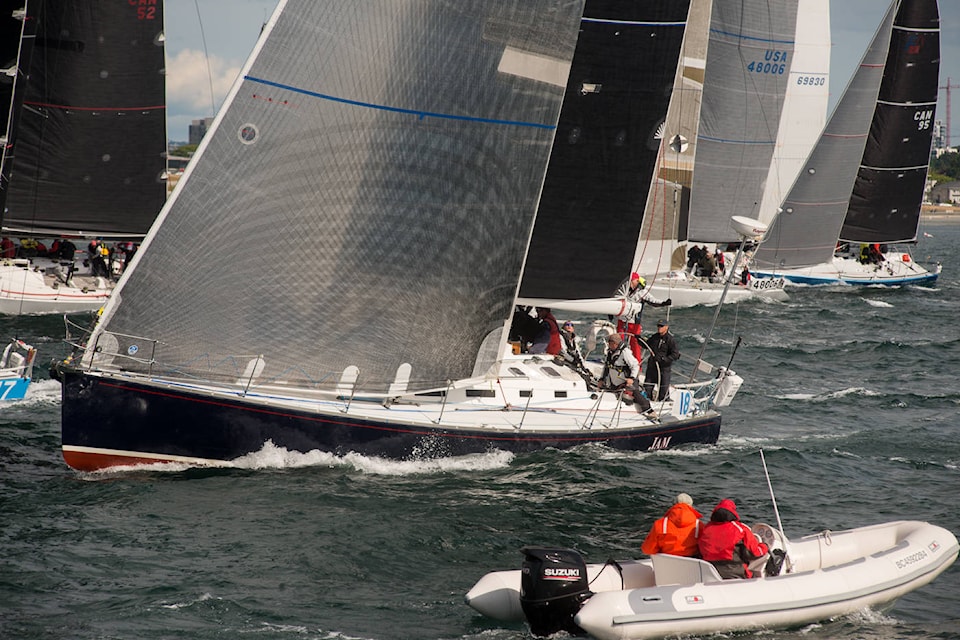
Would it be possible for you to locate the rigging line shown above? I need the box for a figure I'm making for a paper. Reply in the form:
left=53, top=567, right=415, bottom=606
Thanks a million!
left=193, top=0, right=216, bottom=117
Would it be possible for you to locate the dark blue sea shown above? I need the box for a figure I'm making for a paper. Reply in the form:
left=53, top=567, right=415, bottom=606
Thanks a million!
left=2, top=221, right=959, bottom=640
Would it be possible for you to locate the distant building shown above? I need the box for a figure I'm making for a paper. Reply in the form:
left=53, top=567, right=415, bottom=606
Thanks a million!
left=932, top=119, right=946, bottom=150
left=929, top=180, right=960, bottom=205
left=188, top=117, right=215, bottom=145
left=167, top=156, right=191, bottom=173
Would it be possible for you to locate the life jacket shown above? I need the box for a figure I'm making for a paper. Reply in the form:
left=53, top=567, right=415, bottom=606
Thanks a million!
left=543, top=314, right=562, bottom=355
left=603, top=343, right=633, bottom=387
left=641, top=503, right=703, bottom=557
left=699, top=501, right=768, bottom=579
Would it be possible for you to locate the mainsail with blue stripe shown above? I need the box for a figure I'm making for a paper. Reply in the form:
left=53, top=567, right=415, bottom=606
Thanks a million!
left=89, top=0, right=585, bottom=393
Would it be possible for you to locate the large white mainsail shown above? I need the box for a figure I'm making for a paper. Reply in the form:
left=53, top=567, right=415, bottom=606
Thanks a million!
left=684, top=0, right=800, bottom=245
left=628, top=0, right=830, bottom=308
left=755, top=0, right=831, bottom=227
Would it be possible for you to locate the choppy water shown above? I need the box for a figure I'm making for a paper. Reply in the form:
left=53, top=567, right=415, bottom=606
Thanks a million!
left=2, top=223, right=959, bottom=640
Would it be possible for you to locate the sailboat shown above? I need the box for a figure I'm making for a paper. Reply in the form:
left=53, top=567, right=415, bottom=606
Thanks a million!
left=465, top=519, right=958, bottom=639
left=0, top=337, right=35, bottom=400
left=631, top=0, right=831, bottom=308
left=53, top=0, right=746, bottom=472
left=0, top=0, right=167, bottom=315
left=521, top=0, right=827, bottom=312
left=752, top=0, right=942, bottom=286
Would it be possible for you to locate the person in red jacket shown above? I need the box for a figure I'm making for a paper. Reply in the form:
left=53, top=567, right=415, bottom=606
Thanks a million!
left=698, top=498, right=769, bottom=578
left=528, top=307, right=561, bottom=355
left=641, top=493, right=703, bottom=557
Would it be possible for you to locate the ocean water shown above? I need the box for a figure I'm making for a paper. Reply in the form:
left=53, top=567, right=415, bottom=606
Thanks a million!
left=1, top=223, right=959, bottom=640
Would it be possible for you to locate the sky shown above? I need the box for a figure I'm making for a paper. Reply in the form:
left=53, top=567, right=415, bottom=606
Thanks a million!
left=163, top=0, right=960, bottom=146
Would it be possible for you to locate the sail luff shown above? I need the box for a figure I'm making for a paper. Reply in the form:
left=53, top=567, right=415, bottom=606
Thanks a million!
left=753, top=1, right=897, bottom=269
left=90, top=0, right=586, bottom=394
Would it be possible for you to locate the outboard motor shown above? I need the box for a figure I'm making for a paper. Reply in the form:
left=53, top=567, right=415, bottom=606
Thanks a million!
left=519, top=546, right=592, bottom=636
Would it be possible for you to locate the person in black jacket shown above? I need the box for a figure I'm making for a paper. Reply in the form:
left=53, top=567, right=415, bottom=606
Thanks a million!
left=643, top=319, right=681, bottom=401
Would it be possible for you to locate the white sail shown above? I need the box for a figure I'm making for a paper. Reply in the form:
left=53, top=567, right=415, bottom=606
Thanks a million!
left=756, top=0, right=831, bottom=226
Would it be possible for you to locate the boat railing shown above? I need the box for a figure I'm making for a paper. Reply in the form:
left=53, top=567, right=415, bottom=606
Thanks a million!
left=61, top=318, right=471, bottom=397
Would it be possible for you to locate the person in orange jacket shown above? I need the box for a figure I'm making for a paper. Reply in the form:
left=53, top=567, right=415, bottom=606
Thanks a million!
left=698, top=498, right=769, bottom=578
left=640, top=493, right=703, bottom=557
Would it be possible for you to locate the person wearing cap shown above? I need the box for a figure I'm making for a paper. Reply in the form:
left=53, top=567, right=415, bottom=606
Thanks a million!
left=614, top=272, right=671, bottom=362
left=641, top=493, right=703, bottom=557
left=599, top=333, right=653, bottom=415
left=698, top=499, right=769, bottom=579
left=643, top=319, right=681, bottom=401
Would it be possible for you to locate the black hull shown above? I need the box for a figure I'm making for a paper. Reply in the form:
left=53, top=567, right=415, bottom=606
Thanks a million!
left=60, top=370, right=721, bottom=471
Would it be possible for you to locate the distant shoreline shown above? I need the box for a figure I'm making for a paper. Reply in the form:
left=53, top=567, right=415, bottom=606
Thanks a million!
left=921, top=205, right=960, bottom=221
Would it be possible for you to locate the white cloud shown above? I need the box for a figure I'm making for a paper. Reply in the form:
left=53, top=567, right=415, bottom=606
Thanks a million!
left=166, top=48, right=242, bottom=116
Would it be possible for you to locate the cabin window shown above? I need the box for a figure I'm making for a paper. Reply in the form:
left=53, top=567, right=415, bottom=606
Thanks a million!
left=466, top=389, right=496, bottom=398
left=541, top=367, right=562, bottom=377
left=520, top=390, right=532, bottom=398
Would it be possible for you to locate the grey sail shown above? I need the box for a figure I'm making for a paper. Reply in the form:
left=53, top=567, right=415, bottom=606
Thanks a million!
left=91, top=0, right=584, bottom=394
left=685, top=0, right=798, bottom=244
left=753, top=2, right=896, bottom=269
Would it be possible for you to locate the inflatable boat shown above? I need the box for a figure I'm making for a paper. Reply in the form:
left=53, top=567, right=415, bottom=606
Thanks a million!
left=465, top=520, right=958, bottom=639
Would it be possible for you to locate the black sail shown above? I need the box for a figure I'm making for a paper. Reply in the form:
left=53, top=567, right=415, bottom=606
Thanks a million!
left=1, top=1, right=166, bottom=236
left=839, top=0, right=939, bottom=244
left=518, top=1, right=691, bottom=300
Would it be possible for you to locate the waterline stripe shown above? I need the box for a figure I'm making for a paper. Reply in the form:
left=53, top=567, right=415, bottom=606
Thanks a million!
left=245, top=76, right=555, bottom=129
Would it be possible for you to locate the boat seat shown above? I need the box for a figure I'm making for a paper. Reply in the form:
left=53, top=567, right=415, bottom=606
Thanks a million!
left=651, top=554, right=724, bottom=586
